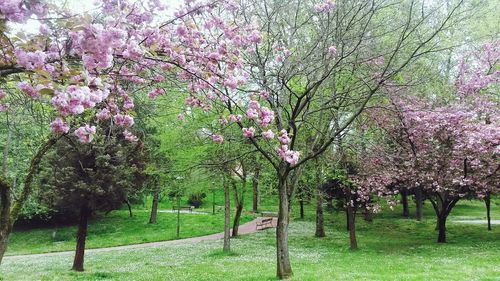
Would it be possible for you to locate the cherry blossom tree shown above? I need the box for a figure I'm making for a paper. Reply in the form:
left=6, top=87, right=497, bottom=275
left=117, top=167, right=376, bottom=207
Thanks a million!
left=0, top=0, right=258, bottom=263
left=185, top=0, right=467, bottom=277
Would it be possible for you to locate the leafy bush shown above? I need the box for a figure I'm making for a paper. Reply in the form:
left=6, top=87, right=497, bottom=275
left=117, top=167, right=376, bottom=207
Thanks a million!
left=187, top=192, right=206, bottom=208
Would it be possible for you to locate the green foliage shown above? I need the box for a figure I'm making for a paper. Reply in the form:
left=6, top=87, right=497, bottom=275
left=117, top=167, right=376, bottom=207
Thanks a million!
left=38, top=130, right=146, bottom=220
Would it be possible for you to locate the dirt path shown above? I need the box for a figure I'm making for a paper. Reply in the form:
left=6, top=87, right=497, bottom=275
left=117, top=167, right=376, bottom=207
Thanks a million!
left=4, top=217, right=277, bottom=260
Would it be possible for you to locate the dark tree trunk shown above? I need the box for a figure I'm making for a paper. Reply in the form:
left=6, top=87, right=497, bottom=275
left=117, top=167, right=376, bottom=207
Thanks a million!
left=401, top=187, right=409, bottom=218
left=347, top=192, right=358, bottom=250
left=149, top=190, right=159, bottom=224
left=125, top=199, right=133, bottom=217
left=345, top=207, right=349, bottom=231
left=299, top=200, right=304, bottom=219
left=223, top=178, right=230, bottom=252
left=437, top=215, right=447, bottom=243
left=231, top=180, right=245, bottom=237
left=415, top=187, right=423, bottom=221
left=72, top=205, right=91, bottom=271
left=276, top=175, right=292, bottom=279
left=347, top=205, right=357, bottom=249
left=485, top=193, right=491, bottom=231
left=0, top=177, right=12, bottom=265
left=232, top=203, right=243, bottom=237
left=252, top=167, right=260, bottom=213
left=0, top=229, right=9, bottom=265
left=363, top=207, right=373, bottom=222
left=315, top=189, right=325, bottom=237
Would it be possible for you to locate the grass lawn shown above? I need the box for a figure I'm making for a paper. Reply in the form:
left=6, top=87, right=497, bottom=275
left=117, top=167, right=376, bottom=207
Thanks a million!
left=1, top=199, right=498, bottom=280
left=6, top=209, right=255, bottom=256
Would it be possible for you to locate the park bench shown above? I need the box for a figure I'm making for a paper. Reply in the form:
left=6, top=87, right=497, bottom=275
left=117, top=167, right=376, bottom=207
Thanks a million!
left=256, top=217, right=274, bottom=230
left=172, top=206, right=194, bottom=212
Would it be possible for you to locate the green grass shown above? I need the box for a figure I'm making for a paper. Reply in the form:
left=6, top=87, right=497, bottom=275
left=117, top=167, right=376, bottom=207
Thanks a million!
left=6, top=209, right=254, bottom=256
left=1, top=199, right=498, bottom=280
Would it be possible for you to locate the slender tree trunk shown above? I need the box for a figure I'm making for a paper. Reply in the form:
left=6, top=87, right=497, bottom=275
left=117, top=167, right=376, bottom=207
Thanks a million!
left=437, top=215, right=447, bottom=243
left=315, top=189, right=325, bottom=237
left=72, top=205, right=90, bottom=271
left=299, top=200, right=304, bottom=219
left=0, top=179, right=11, bottom=265
left=344, top=207, right=349, bottom=231
left=149, top=190, right=159, bottom=224
left=232, top=180, right=245, bottom=237
left=252, top=168, right=260, bottom=213
left=363, top=207, right=373, bottom=222
left=176, top=197, right=180, bottom=239
left=223, top=178, right=230, bottom=252
left=415, top=187, right=423, bottom=221
left=347, top=191, right=358, bottom=250
left=485, top=193, right=491, bottom=231
left=125, top=199, right=133, bottom=217
left=276, top=175, right=292, bottom=279
left=232, top=203, right=243, bottom=237
left=401, top=187, right=409, bottom=218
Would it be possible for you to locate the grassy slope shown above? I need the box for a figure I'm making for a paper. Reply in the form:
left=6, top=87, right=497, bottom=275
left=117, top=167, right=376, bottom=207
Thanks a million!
left=1, top=199, right=499, bottom=280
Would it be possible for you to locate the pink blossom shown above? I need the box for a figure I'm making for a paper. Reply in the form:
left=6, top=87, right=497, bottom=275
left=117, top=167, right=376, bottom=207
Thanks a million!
left=262, top=129, right=275, bottom=139
left=18, top=82, right=40, bottom=98
left=260, top=90, right=269, bottom=99
left=248, top=30, right=262, bottom=44
left=284, top=150, right=300, bottom=166
left=96, top=108, right=111, bottom=120
left=178, top=113, right=185, bottom=121
left=50, top=117, right=70, bottom=134
left=328, top=46, right=337, bottom=57
left=74, top=125, right=96, bottom=143
left=242, top=127, right=255, bottom=138
left=123, top=130, right=139, bottom=142
left=229, top=114, right=242, bottom=122
left=114, top=113, right=134, bottom=127
left=212, top=134, right=224, bottom=144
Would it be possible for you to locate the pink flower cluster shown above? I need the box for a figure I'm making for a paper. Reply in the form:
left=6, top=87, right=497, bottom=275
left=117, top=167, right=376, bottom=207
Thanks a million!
left=74, top=125, right=96, bottom=144
left=52, top=85, right=109, bottom=116
left=0, top=0, right=47, bottom=22
left=50, top=117, right=70, bottom=134
left=276, top=130, right=300, bottom=166
left=314, top=0, right=335, bottom=13
left=245, top=100, right=275, bottom=127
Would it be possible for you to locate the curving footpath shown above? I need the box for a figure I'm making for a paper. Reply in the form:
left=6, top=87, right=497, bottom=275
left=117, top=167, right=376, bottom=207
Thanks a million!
left=4, top=217, right=277, bottom=260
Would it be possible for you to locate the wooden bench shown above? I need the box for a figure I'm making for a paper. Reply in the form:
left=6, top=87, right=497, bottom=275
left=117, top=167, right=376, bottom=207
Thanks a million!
left=172, top=206, right=194, bottom=212
left=256, top=217, right=274, bottom=230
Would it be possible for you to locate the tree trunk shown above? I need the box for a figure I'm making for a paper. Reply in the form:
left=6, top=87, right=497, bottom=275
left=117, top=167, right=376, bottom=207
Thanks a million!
left=485, top=193, right=491, bottom=231
left=232, top=203, right=243, bottom=237
left=125, top=199, right=133, bottom=217
left=72, top=205, right=90, bottom=271
left=276, top=175, right=292, bottom=279
left=0, top=230, right=9, bottom=265
left=315, top=188, right=325, bottom=237
left=252, top=167, right=260, bottom=213
left=299, top=200, right=304, bottom=219
left=347, top=204, right=357, bottom=250
left=363, top=207, right=373, bottom=222
left=401, top=187, right=409, bottom=218
left=415, top=187, right=423, bottom=221
left=223, top=178, right=230, bottom=252
left=437, top=215, right=447, bottom=243
left=149, top=190, right=159, bottom=224
left=0, top=177, right=12, bottom=265
left=231, top=180, right=245, bottom=237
